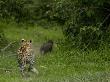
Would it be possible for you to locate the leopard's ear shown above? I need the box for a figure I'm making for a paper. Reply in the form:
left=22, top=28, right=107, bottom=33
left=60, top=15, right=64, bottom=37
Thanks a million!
left=21, top=39, right=25, bottom=42
left=30, top=40, right=32, bottom=43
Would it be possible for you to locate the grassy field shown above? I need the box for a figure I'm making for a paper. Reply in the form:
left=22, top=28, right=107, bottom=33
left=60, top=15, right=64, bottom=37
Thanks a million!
left=0, top=22, right=110, bottom=82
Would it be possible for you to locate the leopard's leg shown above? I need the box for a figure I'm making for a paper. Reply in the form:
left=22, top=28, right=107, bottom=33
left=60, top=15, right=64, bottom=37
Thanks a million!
left=28, top=59, right=39, bottom=74
left=28, top=59, right=34, bottom=72
left=20, top=64, right=25, bottom=77
left=18, top=59, right=25, bottom=77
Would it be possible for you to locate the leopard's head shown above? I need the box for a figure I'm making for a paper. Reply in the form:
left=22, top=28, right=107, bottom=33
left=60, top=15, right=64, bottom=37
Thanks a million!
left=21, top=39, right=32, bottom=48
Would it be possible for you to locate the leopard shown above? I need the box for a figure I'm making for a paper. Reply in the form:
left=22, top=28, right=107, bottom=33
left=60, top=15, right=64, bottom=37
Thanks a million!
left=17, top=39, right=38, bottom=76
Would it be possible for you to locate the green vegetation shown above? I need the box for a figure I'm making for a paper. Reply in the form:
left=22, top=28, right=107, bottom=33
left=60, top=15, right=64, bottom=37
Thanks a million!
left=0, top=23, right=110, bottom=82
left=0, top=0, right=110, bottom=82
left=1, top=0, right=110, bottom=49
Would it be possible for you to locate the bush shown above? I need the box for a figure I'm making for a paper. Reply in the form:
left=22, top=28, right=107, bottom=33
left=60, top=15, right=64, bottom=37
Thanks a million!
left=0, top=0, right=33, bottom=23
left=60, top=0, right=110, bottom=50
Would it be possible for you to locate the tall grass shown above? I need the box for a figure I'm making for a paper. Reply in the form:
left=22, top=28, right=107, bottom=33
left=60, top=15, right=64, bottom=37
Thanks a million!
left=0, top=22, right=110, bottom=82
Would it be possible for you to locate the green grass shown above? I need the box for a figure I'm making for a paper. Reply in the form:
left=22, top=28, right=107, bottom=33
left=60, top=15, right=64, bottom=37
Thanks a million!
left=0, top=22, right=110, bottom=82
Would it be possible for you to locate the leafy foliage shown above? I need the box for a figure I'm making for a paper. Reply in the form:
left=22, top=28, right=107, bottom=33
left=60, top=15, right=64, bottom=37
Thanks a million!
left=0, top=0, right=33, bottom=22
left=0, top=0, right=110, bottom=49
left=61, top=0, right=110, bottom=49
